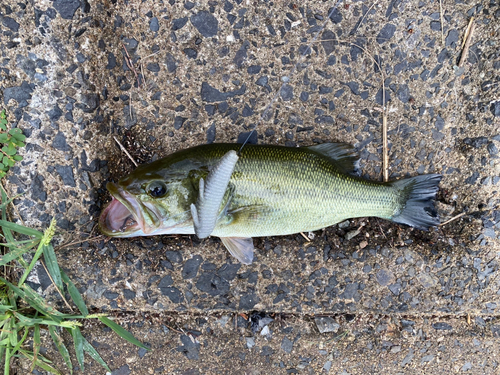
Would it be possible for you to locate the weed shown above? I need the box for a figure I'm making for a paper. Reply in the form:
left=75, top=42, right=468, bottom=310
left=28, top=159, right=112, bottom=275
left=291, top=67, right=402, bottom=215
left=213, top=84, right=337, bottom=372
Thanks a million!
left=0, top=110, right=24, bottom=179
left=0, top=111, right=147, bottom=373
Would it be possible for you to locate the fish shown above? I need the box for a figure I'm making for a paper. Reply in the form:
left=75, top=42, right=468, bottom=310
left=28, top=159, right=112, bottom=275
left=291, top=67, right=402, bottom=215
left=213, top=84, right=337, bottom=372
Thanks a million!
left=99, top=143, right=442, bottom=264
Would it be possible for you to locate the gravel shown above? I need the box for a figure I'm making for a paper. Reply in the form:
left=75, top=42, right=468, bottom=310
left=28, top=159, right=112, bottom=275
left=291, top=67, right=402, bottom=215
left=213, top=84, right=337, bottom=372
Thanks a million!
left=176, top=335, right=200, bottom=360
left=491, top=101, right=500, bottom=117
left=182, top=255, right=203, bottom=279
left=376, top=269, right=394, bottom=286
left=314, top=317, right=340, bottom=333
left=110, top=365, right=131, bottom=375
left=149, top=17, right=159, bottom=32
left=376, top=23, right=396, bottom=44
left=328, top=7, right=342, bottom=24
left=206, top=123, right=216, bottom=143
left=190, top=11, right=218, bottom=38
left=281, top=337, right=294, bottom=353
left=55, top=165, right=76, bottom=187
left=3, top=81, right=33, bottom=106
left=172, top=17, right=188, bottom=31
left=2, top=16, right=19, bottom=32
left=52, top=132, right=71, bottom=151
left=201, top=82, right=246, bottom=102
left=432, top=322, right=452, bottom=330
left=239, top=293, right=260, bottom=310
left=280, top=84, right=294, bottom=101
left=52, top=0, right=80, bottom=20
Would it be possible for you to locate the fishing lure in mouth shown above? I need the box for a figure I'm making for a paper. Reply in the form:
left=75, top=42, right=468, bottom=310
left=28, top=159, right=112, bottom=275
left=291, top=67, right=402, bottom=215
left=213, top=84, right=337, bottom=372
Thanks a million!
left=99, top=143, right=441, bottom=264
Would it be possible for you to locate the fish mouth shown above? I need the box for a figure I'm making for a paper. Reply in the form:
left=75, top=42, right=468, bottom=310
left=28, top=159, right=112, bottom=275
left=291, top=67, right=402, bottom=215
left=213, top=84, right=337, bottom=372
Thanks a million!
left=99, top=182, right=159, bottom=237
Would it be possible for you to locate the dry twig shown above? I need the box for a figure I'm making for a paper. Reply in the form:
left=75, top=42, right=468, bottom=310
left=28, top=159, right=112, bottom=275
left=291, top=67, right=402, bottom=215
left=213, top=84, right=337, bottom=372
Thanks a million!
left=439, top=0, right=445, bottom=45
left=439, top=212, right=466, bottom=226
left=40, top=259, right=73, bottom=311
left=55, top=234, right=105, bottom=251
left=113, top=136, right=138, bottom=167
left=140, top=63, right=146, bottom=90
left=350, top=1, right=378, bottom=36
left=300, top=232, right=311, bottom=242
left=122, top=43, right=141, bottom=88
left=458, top=18, right=475, bottom=68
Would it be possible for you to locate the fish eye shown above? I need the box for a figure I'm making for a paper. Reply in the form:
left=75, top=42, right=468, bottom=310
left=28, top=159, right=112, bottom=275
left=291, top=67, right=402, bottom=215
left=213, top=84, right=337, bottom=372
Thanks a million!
left=147, top=181, right=168, bottom=198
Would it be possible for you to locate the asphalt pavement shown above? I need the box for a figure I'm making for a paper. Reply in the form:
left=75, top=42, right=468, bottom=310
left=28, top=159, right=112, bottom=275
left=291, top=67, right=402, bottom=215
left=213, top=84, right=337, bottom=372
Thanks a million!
left=1, top=0, right=500, bottom=373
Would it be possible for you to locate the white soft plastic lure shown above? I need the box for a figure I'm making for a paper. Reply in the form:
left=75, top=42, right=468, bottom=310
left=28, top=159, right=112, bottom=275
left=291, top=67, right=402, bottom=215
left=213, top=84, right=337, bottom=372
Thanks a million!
left=190, top=150, right=239, bottom=239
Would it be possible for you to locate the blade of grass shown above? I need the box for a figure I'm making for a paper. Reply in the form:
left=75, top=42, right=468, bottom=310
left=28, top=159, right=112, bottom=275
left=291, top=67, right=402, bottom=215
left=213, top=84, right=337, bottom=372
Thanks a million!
left=7, top=317, right=16, bottom=348
left=32, top=323, right=40, bottom=371
left=0, top=238, right=38, bottom=247
left=19, top=349, right=62, bottom=375
left=0, top=330, right=7, bottom=371
left=1, top=277, right=26, bottom=299
left=5, top=290, right=17, bottom=310
left=82, top=336, right=111, bottom=372
left=42, top=244, right=63, bottom=294
left=0, top=194, right=21, bottom=213
left=0, top=186, right=15, bottom=247
left=14, top=254, right=29, bottom=270
left=0, top=219, right=42, bottom=238
left=13, top=312, right=82, bottom=328
left=69, top=327, right=84, bottom=371
left=0, top=182, right=25, bottom=229
left=0, top=278, right=64, bottom=321
left=6, top=289, right=16, bottom=310
left=48, top=326, right=73, bottom=374
left=60, top=269, right=88, bottom=316
left=15, top=314, right=54, bottom=327
left=4, top=318, right=15, bottom=375
left=18, top=242, right=45, bottom=286
left=19, top=218, right=57, bottom=286
left=21, top=283, right=65, bottom=316
left=9, top=327, right=29, bottom=358
left=0, top=243, right=35, bottom=267
left=4, top=346, right=11, bottom=375
left=98, top=316, right=149, bottom=350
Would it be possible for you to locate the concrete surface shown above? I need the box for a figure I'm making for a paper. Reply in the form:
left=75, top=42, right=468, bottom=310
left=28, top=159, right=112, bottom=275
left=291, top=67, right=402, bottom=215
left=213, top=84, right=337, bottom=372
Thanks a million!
left=1, top=0, right=500, bottom=373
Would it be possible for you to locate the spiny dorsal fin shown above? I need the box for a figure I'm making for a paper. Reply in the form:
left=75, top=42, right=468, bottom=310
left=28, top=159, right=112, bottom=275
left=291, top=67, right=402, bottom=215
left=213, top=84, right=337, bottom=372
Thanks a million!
left=306, top=142, right=361, bottom=175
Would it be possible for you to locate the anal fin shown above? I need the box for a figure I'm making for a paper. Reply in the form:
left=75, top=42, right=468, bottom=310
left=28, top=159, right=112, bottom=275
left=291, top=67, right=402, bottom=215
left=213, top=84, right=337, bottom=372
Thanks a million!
left=220, top=237, right=254, bottom=265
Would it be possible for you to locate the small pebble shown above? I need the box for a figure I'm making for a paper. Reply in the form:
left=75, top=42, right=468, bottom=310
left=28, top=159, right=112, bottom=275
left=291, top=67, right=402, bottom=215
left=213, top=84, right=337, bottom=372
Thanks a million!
left=149, top=17, right=159, bottom=32
left=314, top=317, right=340, bottom=333
left=376, top=23, right=396, bottom=44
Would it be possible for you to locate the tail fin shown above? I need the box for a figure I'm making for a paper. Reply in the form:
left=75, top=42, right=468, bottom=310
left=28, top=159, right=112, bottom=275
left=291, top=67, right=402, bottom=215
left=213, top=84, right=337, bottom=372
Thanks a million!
left=390, top=174, right=442, bottom=230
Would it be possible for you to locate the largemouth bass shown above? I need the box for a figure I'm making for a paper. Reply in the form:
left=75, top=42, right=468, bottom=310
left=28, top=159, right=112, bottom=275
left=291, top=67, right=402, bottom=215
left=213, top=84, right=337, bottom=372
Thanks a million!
left=99, top=143, right=441, bottom=264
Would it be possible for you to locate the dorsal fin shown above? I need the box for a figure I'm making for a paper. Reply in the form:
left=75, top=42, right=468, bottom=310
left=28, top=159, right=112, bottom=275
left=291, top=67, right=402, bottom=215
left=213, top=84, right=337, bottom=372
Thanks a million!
left=306, top=143, right=361, bottom=175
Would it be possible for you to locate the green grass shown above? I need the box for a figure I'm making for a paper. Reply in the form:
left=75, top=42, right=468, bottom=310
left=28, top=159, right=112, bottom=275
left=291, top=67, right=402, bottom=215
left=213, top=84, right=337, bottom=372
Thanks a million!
left=0, top=110, right=149, bottom=373
left=0, top=110, right=24, bottom=179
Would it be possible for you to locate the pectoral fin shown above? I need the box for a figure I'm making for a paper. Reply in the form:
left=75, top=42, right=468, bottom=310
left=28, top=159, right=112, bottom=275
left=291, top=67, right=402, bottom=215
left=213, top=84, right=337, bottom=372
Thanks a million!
left=220, top=237, right=254, bottom=265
